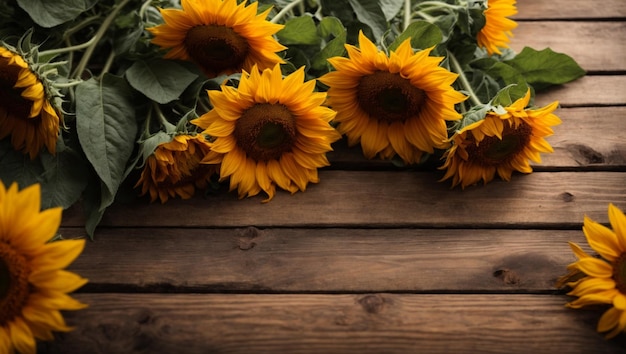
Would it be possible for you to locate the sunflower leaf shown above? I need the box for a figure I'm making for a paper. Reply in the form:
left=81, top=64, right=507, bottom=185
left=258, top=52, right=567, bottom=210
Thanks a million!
left=457, top=104, right=491, bottom=131
left=379, top=0, right=404, bottom=21
left=39, top=143, right=89, bottom=210
left=470, top=58, right=529, bottom=103
left=126, top=59, right=198, bottom=104
left=505, top=47, right=586, bottom=91
left=0, top=139, right=43, bottom=189
left=277, top=15, right=320, bottom=45
left=389, top=21, right=443, bottom=51
left=347, top=0, right=388, bottom=42
left=75, top=75, right=138, bottom=212
left=16, top=0, right=98, bottom=27
left=312, top=31, right=347, bottom=71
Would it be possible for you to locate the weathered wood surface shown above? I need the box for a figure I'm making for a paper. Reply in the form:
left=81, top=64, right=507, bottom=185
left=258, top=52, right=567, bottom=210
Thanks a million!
left=48, top=0, right=626, bottom=353
left=42, top=294, right=626, bottom=354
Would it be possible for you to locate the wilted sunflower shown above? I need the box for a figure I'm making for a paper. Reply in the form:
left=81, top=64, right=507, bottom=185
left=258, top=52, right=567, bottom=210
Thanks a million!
left=0, top=182, right=87, bottom=354
left=319, top=32, right=466, bottom=164
left=192, top=64, right=341, bottom=201
left=440, top=90, right=560, bottom=188
left=560, top=204, right=626, bottom=339
left=135, top=134, right=219, bottom=203
left=0, top=46, right=60, bottom=159
left=148, top=0, right=286, bottom=78
left=476, top=0, right=518, bottom=55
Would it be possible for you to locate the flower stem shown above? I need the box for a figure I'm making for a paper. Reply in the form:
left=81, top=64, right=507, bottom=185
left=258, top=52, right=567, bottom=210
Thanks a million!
left=448, top=51, right=483, bottom=106
left=38, top=36, right=97, bottom=57
left=71, top=0, right=133, bottom=79
left=403, top=0, right=412, bottom=31
left=270, top=0, right=305, bottom=24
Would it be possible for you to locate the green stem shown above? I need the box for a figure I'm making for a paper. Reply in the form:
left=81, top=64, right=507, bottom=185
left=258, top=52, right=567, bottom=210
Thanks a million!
left=270, top=0, right=305, bottom=24
left=139, top=0, right=153, bottom=19
left=71, top=0, right=133, bottom=79
left=38, top=36, right=97, bottom=57
left=403, top=0, right=412, bottom=31
left=416, top=1, right=463, bottom=11
left=153, top=102, right=177, bottom=132
left=448, top=51, right=483, bottom=106
left=415, top=10, right=436, bottom=22
left=98, top=50, right=116, bottom=79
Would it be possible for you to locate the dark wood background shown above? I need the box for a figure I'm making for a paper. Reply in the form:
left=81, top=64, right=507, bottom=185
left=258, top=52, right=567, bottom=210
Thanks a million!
left=43, top=0, right=626, bottom=352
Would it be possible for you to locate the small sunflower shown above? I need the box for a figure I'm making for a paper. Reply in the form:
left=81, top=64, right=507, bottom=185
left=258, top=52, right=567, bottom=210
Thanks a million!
left=192, top=64, right=341, bottom=201
left=319, top=32, right=466, bottom=164
left=560, top=204, right=626, bottom=339
left=148, top=0, right=286, bottom=78
left=0, top=45, right=61, bottom=159
left=135, top=134, right=219, bottom=203
left=476, top=0, right=518, bottom=55
left=0, top=182, right=87, bottom=354
left=440, top=90, right=560, bottom=188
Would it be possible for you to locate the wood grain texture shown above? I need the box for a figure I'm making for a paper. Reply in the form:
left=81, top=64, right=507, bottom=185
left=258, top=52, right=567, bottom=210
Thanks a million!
left=63, top=227, right=588, bottom=293
left=515, top=0, right=626, bottom=19
left=510, top=22, right=626, bottom=72
left=40, top=294, right=626, bottom=354
left=533, top=76, right=626, bottom=107
left=61, top=171, right=626, bottom=229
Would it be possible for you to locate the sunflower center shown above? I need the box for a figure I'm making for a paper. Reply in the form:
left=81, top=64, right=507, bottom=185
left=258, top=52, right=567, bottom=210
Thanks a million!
left=184, top=25, right=250, bottom=74
left=613, top=253, right=626, bottom=294
left=234, top=103, right=296, bottom=161
left=0, top=62, right=32, bottom=119
left=357, top=71, right=426, bottom=122
left=467, top=120, right=532, bottom=166
left=0, top=242, right=31, bottom=325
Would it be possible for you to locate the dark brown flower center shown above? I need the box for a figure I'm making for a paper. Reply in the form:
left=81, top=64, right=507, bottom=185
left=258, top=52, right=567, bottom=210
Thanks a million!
left=0, top=58, right=32, bottom=119
left=466, top=120, right=532, bottom=166
left=184, top=25, right=250, bottom=76
left=0, top=242, right=31, bottom=325
left=357, top=71, right=426, bottom=122
left=613, top=253, right=626, bottom=294
left=234, top=103, right=296, bottom=161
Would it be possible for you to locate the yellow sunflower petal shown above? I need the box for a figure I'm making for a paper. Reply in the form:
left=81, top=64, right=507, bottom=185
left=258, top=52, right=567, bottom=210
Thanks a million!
left=583, top=215, right=622, bottom=261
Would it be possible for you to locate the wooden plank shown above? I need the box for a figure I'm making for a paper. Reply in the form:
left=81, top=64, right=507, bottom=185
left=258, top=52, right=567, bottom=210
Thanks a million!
left=515, top=0, right=626, bottom=20
left=510, top=22, right=626, bottom=72
left=327, top=107, right=626, bottom=170
left=61, top=171, right=626, bottom=229
left=63, top=227, right=589, bottom=293
left=533, top=76, right=626, bottom=107
left=40, top=294, right=626, bottom=354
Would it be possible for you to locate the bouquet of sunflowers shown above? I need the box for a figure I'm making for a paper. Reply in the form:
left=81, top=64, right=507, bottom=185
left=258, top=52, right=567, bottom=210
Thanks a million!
left=0, top=0, right=584, bottom=238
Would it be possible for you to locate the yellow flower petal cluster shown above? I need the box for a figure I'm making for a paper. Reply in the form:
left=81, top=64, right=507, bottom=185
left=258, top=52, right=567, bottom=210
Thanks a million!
left=319, top=32, right=466, bottom=164
left=148, top=0, right=286, bottom=78
left=0, top=46, right=60, bottom=159
left=562, top=204, right=626, bottom=339
left=440, top=90, right=560, bottom=188
left=135, top=134, right=219, bottom=203
left=477, top=0, right=518, bottom=55
left=192, top=64, right=341, bottom=201
left=0, top=182, right=87, bottom=354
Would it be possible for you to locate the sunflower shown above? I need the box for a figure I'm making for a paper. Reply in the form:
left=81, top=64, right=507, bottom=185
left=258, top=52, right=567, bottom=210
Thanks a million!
left=0, top=182, right=87, bottom=354
left=440, top=90, right=560, bottom=188
left=0, top=46, right=61, bottom=159
left=135, top=134, right=219, bottom=203
left=560, top=204, right=626, bottom=339
left=318, top=31, right=466, bottom=165
left=191, top=64, right=341, bottom=201
left=148, top=0, right=286, bottom=78
left=476, top=0, right=518, bottom=55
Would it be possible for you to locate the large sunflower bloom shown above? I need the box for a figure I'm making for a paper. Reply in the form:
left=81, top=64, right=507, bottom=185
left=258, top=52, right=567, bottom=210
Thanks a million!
left=0, top=46, right=60, bottom=159
left=148, top=0, right=286, bottom=78
left=319, top=32, right=466, bottom=164
left=476, top=0, right=518, bottom=55
left=440, top=90, right=560, bottom=188
left=0, top=182, right=87, bottom=354
left=135, top=134, right=219, bottom=203
left=192, top=64, right=341, bottom=201
left=561, top=204, right=626, bottom=339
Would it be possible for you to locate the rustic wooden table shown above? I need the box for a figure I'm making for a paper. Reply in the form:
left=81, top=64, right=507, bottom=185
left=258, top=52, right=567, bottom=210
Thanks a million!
left=42, top=0, right=626, bottom=353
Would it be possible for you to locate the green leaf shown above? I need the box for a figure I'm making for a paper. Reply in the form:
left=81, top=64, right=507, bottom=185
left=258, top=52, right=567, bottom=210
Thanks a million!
left=317, top=16, right=345, bottom=38
left=379, top=0, right=404, bottom=21
left=312, top=27, right=347, bottom=71
left=75, top=75, right=138, bottom=212
left=39, top=143, right=89, bottom=210
left=0, top=139, right=43, bottom=188
left=457, top=104, right=491, bottom=131
left=505, top=47, right=585, bottom=90
left=16, top=0, right=97, bottom=27
left=389, top=21, right=443, bottom=51
left=470, top=58, right=529, bottom=103
left=126, top=59, right=198, bottom=104
left=347, top=0, right=388, bottom=41
left=276, top=15, right=320, bottom=45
